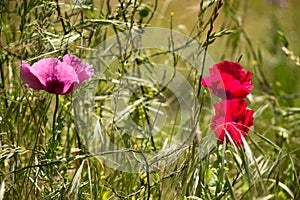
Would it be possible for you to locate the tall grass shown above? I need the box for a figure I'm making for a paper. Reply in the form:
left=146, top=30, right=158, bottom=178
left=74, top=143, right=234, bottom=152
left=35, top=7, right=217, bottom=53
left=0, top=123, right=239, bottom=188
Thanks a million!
left=0, top=0, right=299, bottom=199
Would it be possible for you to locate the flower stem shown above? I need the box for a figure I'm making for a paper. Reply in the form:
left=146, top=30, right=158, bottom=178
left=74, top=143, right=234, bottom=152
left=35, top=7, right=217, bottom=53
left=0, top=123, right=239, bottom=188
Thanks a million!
left=52, top=94, right=59, bottom=137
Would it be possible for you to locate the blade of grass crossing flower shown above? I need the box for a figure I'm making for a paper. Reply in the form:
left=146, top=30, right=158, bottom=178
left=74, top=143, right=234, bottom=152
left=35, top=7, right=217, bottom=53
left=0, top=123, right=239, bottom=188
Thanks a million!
left=225, top=130, right=238, bottom=152
left=241, top=134, right=253, bottom=162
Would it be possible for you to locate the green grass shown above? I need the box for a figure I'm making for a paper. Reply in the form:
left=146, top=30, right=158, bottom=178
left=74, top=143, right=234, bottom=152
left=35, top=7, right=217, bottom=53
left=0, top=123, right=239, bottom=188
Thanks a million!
left=1, top=0, right=300, bottom=199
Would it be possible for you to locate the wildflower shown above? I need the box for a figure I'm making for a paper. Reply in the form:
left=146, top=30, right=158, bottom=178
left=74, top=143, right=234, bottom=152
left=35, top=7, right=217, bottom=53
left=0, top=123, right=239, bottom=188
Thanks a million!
left=210, top=99, right=254, bottom=146
left=202, top=61, right=253, bottom=99
left=21, top=54, right=93, bottom=95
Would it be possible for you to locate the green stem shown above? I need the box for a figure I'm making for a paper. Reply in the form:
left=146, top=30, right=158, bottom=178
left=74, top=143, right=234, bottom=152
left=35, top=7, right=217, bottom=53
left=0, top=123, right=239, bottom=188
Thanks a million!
left=52, top=94, right=59, bottom=137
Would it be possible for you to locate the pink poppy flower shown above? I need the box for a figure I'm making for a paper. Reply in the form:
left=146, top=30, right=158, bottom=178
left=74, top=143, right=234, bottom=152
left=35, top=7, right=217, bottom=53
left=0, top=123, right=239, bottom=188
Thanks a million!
left=210, top=99, right=254, bottom=146
left=202, top=61, right=253, bottom=99
left=21, top=54, right=94, bottom=95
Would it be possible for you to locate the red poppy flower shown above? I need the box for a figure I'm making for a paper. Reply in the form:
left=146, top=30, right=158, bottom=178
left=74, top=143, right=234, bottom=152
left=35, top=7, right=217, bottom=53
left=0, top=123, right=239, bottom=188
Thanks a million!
left=202, top=61, right=253, bottom=99
left=210, top=99, right=254, bottom=146
left=21, top=54, right=94, bottom=95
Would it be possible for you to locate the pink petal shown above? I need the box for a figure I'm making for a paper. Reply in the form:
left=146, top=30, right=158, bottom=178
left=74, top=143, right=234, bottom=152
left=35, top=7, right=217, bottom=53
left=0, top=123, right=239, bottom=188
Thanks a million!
left=62, top=54, right=94, bottom=87
left=21, top=61, right=45, bottom=90
left=30, top=58, right=79, bottom=95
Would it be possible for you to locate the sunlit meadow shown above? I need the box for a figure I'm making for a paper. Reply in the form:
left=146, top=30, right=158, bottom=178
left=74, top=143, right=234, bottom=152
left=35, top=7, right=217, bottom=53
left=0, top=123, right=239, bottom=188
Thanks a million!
left=1, top=0, right=300, bottom=199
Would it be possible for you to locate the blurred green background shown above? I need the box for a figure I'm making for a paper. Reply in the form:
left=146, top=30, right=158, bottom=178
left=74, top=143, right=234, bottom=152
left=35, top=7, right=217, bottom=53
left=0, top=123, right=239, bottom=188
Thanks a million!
left=163, top=0, right=300, bottom=100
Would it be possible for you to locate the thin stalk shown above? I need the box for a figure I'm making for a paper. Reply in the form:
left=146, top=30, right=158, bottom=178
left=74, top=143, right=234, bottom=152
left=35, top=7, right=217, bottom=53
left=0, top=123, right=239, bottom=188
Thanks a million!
left=53, top=94, right=59, bottom=137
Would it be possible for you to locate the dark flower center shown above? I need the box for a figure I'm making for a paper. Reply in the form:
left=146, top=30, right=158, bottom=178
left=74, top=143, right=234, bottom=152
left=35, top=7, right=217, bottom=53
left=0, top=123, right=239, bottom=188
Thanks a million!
left=231, top=116, right=238, bottom=123
left=46, top=79, right=65, bottom=94
left=216, top=89, right=233, bottom=99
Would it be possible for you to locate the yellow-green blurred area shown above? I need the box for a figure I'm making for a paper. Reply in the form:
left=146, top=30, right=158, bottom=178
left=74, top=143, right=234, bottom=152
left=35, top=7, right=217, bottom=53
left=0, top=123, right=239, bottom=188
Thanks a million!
left=105, top=0, right=300, bottom=97
left=106, top=0, right=300, bottom=53
left=153, top=0, right=300, bottom=54
left=1, top=1, right=300, bottom=199
left=2, top=0, right=300, bottom=101
left=152, top=0, right=300, bottom=100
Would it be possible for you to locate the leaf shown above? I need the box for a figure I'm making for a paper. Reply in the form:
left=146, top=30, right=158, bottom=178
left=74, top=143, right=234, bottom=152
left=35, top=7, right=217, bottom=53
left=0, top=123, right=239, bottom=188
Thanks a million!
left=0, top=180, right=5, bottom=200
left=263, top=179, right=294, bottom=199
left=253, top=103, right=269, bottom=118
left=185, top=196, right=202, bottom=200
left=68, top=160, right=85, bottom=197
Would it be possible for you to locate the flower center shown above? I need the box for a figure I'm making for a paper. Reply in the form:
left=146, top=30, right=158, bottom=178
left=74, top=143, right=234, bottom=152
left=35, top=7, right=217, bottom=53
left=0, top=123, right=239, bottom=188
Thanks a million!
left=46, top=78, right=65, bottom=94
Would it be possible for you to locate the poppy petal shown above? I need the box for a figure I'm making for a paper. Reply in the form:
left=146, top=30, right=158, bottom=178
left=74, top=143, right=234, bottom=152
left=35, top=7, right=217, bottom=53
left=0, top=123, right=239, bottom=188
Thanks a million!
left=29, top=58, right=79, bottom=95
left=211, top=99, right=254, bottom=146
left=202, top=61, right=253, bottom=99
left=62, top=54, right=94, bottom=86
left=21, top=61, right=45, bottom=90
